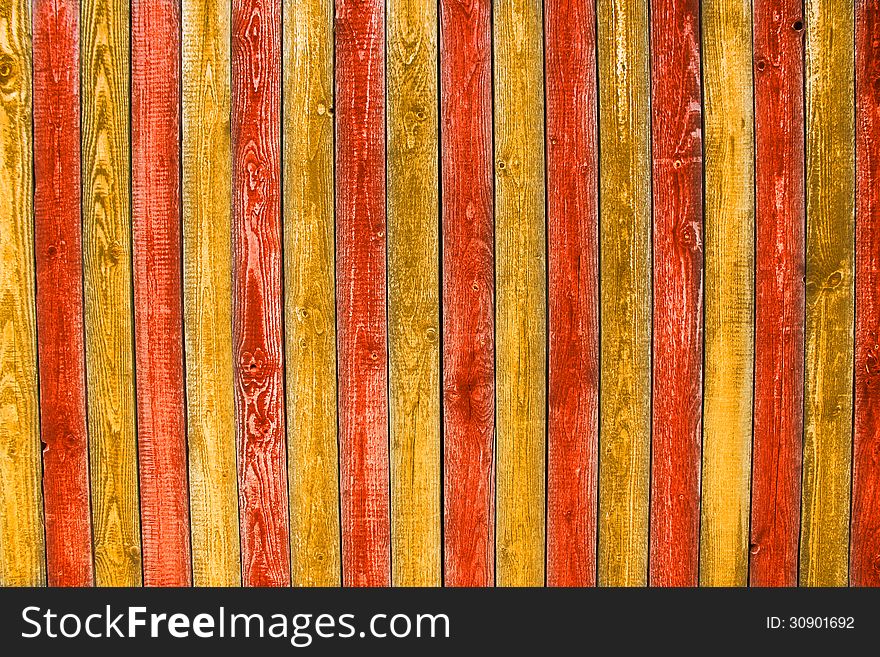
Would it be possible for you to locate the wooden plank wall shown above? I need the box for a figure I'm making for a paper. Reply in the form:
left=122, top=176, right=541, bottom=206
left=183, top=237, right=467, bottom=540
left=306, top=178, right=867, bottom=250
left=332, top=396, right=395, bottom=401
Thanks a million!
left=2, top=0, right=880, bottom=588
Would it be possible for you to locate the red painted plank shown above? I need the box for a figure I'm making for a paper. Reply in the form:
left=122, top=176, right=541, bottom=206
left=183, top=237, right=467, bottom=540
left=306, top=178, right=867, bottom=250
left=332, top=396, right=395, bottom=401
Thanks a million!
left=853, top=0, right=880, bottom=588
left=32, top=0, right=93, bottom=588
left=336, top=0, right=391, bottom=587
left=440, top=0, right=494, bottom=588
left=545, top=0, right=599, bottom=587
left=648, top=0, right=703, bottom=587
left=749, top=0, right=805, bottom=587
left=131, top=0, right=191, bottom=587
left=231, top=0, right=290, bottom=587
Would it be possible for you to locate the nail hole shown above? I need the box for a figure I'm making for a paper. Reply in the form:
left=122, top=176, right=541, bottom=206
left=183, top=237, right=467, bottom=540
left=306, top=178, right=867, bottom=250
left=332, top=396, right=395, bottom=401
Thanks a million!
left=793, top=20, right=803, bottom=31
left=756, top=59, right=766, bottom=71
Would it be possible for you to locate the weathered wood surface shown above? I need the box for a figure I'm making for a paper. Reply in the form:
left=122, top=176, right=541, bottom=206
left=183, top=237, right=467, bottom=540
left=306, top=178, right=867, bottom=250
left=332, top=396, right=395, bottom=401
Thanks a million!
left=336, top=0, right=392, bottom=587
left=182, top=0, right=241, bottom=587
left=596, top=0, right=652, bottom=587
left=440, top=0, right=495, bottom=588
left=0, top=0, right=45, bottom=587
left=750, top=0, right=805, bottom=588
left=546, top=0, right=599, bottom=588
left=82, top=0, right=142, bottom=587
left=283, top=0, right=341, bottom=587
left=800, top=0, right=855, bottom=588
left=33, top=0, right=92, bottom=587
left=853, top=0, right=880, bottom=588
left=131, top=0, right=191, bottom=587
left=494, top=0, right=546, bottom=587
left=648, top=0, right=703, bottom=588
left=700, top=0, right=755, bottom=587
left=231, top=0, right=290, bottom=587
left=387, top=0, right=441, bottom=587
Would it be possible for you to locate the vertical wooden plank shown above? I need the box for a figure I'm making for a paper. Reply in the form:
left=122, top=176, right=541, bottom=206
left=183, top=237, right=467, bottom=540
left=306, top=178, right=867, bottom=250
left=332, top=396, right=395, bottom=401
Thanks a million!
left=545, top=0, right=599, bottom=588
left=700, top=0, right=755, bottom=587
left=440, top=0, right=495, bottom=588
left=0, top=0, right=44, bottom=587
left=800, top=0, right=855, bottom=587
left=387, top=0, right=441, bottom=586
left=284, top=0, right=341, bottom=587
left=182, top=0, right=241, bottom=586
left=648, top=0, right=703, bottom=588
left=853, top=0, right=880, bottom=588
left=33, top=0, right=92, bottom=587
left=231, top=0, right=289, bottom=587
left=596, top=0, right=651, bottom=587
left=82, top=0, right=141, bottom=587
left=750, top=0, right=805, bottom=587
left=131, top=0, right=191, bottom=587
left=494, top=0, right=546, bottom=587
left=336, top=0, right=391, bottom=587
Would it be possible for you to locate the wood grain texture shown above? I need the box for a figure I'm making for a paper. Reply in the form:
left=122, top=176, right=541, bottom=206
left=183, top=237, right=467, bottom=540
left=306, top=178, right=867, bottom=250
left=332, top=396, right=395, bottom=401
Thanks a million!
left=182, top=0, right=241, bottom=587
left=440, top=0, right=495, bottom=588
left=853, top=0, right=880, bottom=588
left=82, top=0, right=141, bottom=587
left=494, top=0, right=546, bottom=587
left=800, top=0, right=854, bottom=588
left=33, top=0, right=92, bottom=587
left=648, top=0, right=703, bottom=588
left=750, top=0, right=805, bottom=588
left=283, top=0, right=341, bottom=587
left=336, top=0, right=391, bottom=587
left=0, top=0, right=44, bottom=587
left=231, top=0, right=290, bottom=587
left=700, top=0, right=755, bottom=587
left=387, top=0, right=441, bottom=587
left=596, top=0, right=651, bottom=587
left=132, top=0, right=191, bottom=587
left=545, top=0, right=599, bottom=588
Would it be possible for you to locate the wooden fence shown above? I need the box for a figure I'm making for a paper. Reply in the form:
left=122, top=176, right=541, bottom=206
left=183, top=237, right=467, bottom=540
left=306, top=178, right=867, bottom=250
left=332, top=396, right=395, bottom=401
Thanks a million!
left=0, top=0, right=878, bottom=587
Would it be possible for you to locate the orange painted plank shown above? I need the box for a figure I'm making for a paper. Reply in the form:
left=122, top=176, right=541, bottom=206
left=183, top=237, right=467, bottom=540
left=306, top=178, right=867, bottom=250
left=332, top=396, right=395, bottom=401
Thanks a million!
left=131, top=0, right=191, bottom=587
left=648, top=0, right=703, bottom=587
left=440, top=0, right=495, bottom=588
left=852, top=0, right=880, bottom=587
left=231, top=0, right=290, bottom=586
left=335, top=0, right=391, bottom=586
left=546, top=0, right=599, bottom=587
left=749, top=0, right=805, bottom=587
left=33, top=0, right=93, bottom=587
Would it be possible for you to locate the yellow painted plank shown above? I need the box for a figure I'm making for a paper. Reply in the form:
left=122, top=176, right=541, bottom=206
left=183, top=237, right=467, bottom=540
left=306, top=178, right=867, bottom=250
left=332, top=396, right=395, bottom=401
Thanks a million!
left=596, top=0, right=651, bottom=587
left=700, top=0, right=755, bottom=587
left=494, top=0, right=546, bottom=587
left=82, top=0, right=141, bottom=586
left=0, top=0, right=45, bottom=587
left=283, top=0, right=341, bottom=587
left=182, top=0, right=241, bottom=586
left=800, top=0, right=854, bottom=587
left=387, top=0, right=440, bottom=587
